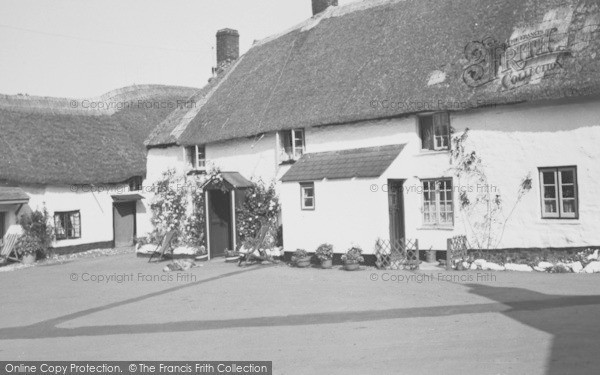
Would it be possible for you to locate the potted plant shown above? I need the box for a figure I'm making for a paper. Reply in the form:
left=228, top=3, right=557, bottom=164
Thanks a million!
left=291, top=249, right=311, bottom=268
left=15, top=234, right=40, bottom=265
left=342, top=246, right=364, bottom=271
left=425, top=249, right=436, bottom=263
left=315, top=243, right=333, bottom=269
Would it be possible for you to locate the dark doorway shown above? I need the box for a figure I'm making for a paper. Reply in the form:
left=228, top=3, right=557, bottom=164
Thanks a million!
left=0, top=212, right=5, bottom=240
left=113, top=201, right=136, bottom=247
left=208, top=190, right=232, bottom=257
left=387, top=179, right=405, bottom=243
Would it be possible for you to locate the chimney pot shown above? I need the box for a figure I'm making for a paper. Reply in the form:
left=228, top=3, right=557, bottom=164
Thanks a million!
left=312, top=0, right=337, bottom=15
left=216, top=28, right=239, bottom=67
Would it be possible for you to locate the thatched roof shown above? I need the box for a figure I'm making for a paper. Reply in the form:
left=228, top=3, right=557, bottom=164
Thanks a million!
left=0, top=85, right=197, bottom=185
left=147, top=0, right=600, bottom=148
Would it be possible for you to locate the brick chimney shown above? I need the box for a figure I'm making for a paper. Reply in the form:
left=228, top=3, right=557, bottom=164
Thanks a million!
left=216, top=28, right=239, bottom=66
left=312, top=0, right=337, bottom=15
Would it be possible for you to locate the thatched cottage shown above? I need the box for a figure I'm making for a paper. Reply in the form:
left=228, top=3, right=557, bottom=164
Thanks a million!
left=0, top=85, right=196, bottom=253
left=145, top=0, right=600, bottom=259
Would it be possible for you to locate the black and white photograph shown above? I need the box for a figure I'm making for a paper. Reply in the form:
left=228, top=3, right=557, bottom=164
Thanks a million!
left=1, top=0, right=599, bottom=374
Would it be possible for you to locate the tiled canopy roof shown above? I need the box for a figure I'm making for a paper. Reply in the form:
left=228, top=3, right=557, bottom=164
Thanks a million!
left=280, top=144, right=405, bottom=182
left=0, top=186, right=29, bottom=203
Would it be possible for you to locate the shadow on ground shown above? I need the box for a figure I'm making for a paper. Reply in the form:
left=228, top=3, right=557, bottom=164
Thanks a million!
left=464, top=284, right=600, bottom=375
left=1, top=268, right=598, bottom=374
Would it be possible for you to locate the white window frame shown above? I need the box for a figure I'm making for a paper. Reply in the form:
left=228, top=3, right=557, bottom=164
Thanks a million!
left=300, top=182, right=315, bottom=210
left=187, top=145, right=206, bottom=170
left=539, top=166, right=578, bottom=219
left=54, top=210, right=81, bottom=240
left=419, top=112, right=450, bottom=151
left=422, top=178, right=454, bottom=226
left=280, top=129, right=305, bottom=162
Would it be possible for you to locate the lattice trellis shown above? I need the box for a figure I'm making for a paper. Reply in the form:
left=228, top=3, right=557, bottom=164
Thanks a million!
left=446, top=235, right=469, bottom=270
left=375, top=238, right=419, bottom=270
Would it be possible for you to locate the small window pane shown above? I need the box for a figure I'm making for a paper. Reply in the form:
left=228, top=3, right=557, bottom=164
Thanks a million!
left=420, top=116, right=434, bottom=150
left=544, top=200, right=557, bottom=213
left=560, top=170, right=574, bottom=184
left=542, top=171, right=555, bottom=185
left=544, top=186, right=556, bottom=198
left=562, top=185, right=574, bottom=198
left=562, top=200, right=576, bottom=213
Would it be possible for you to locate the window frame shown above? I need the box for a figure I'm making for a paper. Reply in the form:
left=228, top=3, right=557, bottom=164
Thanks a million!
left=419, top=112, right=450, bottom=151
left=54, top=210, right=82, bottom=240
left=128, top=176, right=143, bottom=192
left=187, top=145, right=206, bottom=170
left=280, top=129, right=305, bottom=163
left=300, top=182, right=315, bottom=211
left=538, top=166, right=578, bottom=219
left=421, top=178, right=454, bottom=227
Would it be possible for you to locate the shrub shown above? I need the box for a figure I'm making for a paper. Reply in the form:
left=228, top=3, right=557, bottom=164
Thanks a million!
left=17, top=207, right=54, bottom=258
left=315, top=244, right=333, bottom=262
left=236, top=179, right=280, bottom=247
left=15, top=233, right=42, bottom=257
left=342, top=247, right=364, bottom=264
left=291, top=249, right=309, bottom=263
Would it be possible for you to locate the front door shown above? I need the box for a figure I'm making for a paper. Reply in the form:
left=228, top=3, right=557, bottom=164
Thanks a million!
left=0, top=212, right=5, bottom=240
left=208, top=190, right=232, bottom=257
left=113, top=201, right=136, bottom=247
left=388, top=180, right=405, bottom=244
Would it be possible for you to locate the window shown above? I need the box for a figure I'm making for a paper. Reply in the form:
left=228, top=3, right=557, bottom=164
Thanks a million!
left=300, top=182, right=315, bottom=210
left=186, top=145, right=206, bottom=170
left=539, top=167, right=578, bottom=219
left=128, top=176, right=143, bottom=191
left=422, top=179, right=453, bottom=226
left=419, top=112, right=450, bottom=150
left=54, top=211, right=81, bottom=240
left=280, top=129, right=305, bottom=163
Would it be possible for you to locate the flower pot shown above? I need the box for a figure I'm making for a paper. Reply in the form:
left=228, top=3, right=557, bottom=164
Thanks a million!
left=321, top=259, right=332, bottom=269
left=22, top=253, right=36, bottom=265
left=426, top=250, right=437, bottom=263
left=295, top=257, right=312, bottom=268
left=344, top=261, right=359, bottom=271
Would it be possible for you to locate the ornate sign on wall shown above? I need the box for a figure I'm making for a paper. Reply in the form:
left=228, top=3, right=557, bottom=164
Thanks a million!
left=463, top=28, right=571, bottom=89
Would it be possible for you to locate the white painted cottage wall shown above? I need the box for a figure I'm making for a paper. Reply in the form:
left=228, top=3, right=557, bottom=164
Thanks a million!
left=282, top=97, right=600, bottom=254
left=280, top=178, right=389, bottom=254
left=205, top=133, right=279, bottom=182
left=23, top=185, right=117, bottom=248
left=145, top=146, right=187, bottom=183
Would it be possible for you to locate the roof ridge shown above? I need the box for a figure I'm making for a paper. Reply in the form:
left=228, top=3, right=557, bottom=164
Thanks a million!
left=253, top=0, right=405, bottom=48
left=0, top=84, right=199, bottom=116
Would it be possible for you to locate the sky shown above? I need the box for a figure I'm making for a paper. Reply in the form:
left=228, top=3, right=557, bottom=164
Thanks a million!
left=0, top=0, right=359, bottom=98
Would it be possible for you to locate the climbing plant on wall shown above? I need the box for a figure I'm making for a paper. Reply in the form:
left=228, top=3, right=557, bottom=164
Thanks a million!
left=450, top=128, right=532, bottom=250
left=235, top=179, right=280, bottom=248
left=149, top=167, right=224, bottom=247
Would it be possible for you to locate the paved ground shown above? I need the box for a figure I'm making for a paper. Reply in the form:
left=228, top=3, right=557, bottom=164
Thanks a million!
left=1, top=252, right=599, bottom=375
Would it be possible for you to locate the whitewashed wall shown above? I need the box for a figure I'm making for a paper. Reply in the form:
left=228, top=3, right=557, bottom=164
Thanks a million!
left=145, top=146, right=187, bottom=183
left=206, top=134, right=279, bottom=182
left=280, top=178, right=389, bottom=254
left=15, top=183, right=148, bottom=249
left=282, top=97, right=600, bottom=253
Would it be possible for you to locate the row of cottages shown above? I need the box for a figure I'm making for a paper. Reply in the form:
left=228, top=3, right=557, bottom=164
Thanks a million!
left=0, top=85, right=196, bottom=253
left=144, top=0, right=600, bottom=261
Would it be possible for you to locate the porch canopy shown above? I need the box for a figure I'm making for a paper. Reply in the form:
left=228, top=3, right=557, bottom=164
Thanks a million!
left=280, top=144, right=406, bottom=182
left=0, top=186, right=29, bottom=205
left=203, top=172, right=254, bottom=190
left=111, top=193, right=144, bottom=202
